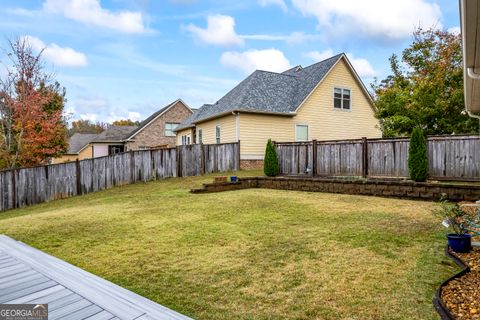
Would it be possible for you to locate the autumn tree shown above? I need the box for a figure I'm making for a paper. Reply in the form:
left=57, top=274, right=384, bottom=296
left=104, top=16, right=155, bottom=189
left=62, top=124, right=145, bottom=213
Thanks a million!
left=0, top=38, right=68, bottom=169
left=372, top=27, right=478, bottom=137
left=68, top=119, right=107, bottom=136
left=112, top=119, right=141, bottom=126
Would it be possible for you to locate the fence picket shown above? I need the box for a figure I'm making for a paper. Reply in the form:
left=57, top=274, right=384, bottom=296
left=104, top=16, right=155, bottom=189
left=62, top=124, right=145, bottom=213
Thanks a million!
left=0, top=142, right=240, bottom=212
left=276, top=135, right=480, bottom=180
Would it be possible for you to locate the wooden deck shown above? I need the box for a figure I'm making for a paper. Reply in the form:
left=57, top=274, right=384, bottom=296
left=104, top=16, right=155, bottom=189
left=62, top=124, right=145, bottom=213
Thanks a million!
left=0, top=235, right=192, bottom=320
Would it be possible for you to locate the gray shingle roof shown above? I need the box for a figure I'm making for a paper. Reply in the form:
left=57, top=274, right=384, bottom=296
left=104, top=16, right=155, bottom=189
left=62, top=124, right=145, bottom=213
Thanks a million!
left=176, top=53, right=343, bottom=131
left=67, top=133, right=98, bottom=154
left=92, top=126, right=138, bottom=142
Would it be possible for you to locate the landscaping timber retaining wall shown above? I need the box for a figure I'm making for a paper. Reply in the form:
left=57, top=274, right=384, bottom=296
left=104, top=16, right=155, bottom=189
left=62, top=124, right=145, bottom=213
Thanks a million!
left=191, top=176, right=480, bottom=201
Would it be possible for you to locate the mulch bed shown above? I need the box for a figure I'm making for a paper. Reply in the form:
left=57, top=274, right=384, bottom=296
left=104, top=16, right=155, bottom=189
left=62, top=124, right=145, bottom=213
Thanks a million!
left=441, top=247, right=480, bottom=319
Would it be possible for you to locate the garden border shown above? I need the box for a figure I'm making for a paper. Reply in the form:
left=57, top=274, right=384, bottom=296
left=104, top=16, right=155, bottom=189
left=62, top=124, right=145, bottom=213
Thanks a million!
left=433, top=246, right=471, bottom=320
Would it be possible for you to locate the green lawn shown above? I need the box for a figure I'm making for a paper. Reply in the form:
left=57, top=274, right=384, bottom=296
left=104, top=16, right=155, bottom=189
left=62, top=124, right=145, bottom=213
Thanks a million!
left=0, top=171, right=457, bottom=319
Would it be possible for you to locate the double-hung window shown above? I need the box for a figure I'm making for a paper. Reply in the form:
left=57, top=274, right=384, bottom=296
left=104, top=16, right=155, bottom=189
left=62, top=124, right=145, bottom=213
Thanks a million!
left=295, top=124, right=309, bottom=141
left=215, top=125, right=221, bottom=144
left=197, top=129, right=203, bottom=144
left=165, top=123, right=179, bottom=137
left=334, top=88, right=351, bottom=110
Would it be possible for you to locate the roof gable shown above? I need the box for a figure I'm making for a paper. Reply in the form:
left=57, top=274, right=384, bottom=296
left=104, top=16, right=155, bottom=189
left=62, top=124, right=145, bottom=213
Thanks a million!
left=294, top=54, right=374, bottom=113
left=92, top=126, right=137, bottom=142
left=127, top=99, right=192, bottom=139
left=67, top=133, right=98, bottom=154
left=176, top=53, right=345, bottom=129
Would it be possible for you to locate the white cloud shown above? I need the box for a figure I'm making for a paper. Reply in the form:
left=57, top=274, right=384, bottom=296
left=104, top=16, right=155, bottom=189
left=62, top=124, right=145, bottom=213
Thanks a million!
left=303, top=49, right=334, bottom=62
left=23, top=35, right=87, bottom=67
left=186, top=15, right=244, bottom=47
left=43, top=0, right=147, bottom=34
left=241, top=31, right=320, bottom=44
left=304, top=49, right=376, bottom=78
left=128, top=112, right=142, bottom=121
left=291, top=0, right=442, bottom=40
left=448, top=26, right=460, bottom=35
left=346, top=53, right=376, bottom=78
left=80, top=113, right=98, bottom=121
left=220, top=48, right=291, bottom=74
left=258, top=0, right=287, bottom=12
left=75, top=97, right=108, bottom=111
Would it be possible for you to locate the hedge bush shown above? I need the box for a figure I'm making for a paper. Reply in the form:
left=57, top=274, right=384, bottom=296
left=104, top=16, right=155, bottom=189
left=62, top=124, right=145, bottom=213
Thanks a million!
left=264, top=139, right=279, bottom=177
left=408, top=127, right=428, bottom=182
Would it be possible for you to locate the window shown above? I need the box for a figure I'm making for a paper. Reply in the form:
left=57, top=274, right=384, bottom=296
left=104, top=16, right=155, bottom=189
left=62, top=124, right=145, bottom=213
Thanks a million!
left=295, top=124, right=309, bottom=141
left=334, top=88, right=351, bottom=110
left=197, top=129, right=203, bottom=144
left=108, top=145, right=124, bottom=155
left=181, top=135, right=191, bottom=145
left=165, top=123, right=179, bottom=137
left=215, top=125, right=221, bottom=144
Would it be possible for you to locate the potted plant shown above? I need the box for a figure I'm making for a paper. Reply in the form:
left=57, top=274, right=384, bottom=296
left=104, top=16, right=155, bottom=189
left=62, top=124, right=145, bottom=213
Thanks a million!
left=433, top=200, right=472, bottom=253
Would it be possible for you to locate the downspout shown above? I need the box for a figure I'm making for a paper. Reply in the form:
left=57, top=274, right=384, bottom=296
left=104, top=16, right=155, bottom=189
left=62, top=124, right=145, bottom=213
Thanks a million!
left=465, top=68, right=480, bottom=134
left=232, top=111, right=240, bottom=141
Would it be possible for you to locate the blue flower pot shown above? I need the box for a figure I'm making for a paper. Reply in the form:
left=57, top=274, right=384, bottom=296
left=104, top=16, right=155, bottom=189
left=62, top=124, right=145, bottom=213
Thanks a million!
left=230, top=176, right=238, bottom=182
left=447, top=234, right=471, bottom=253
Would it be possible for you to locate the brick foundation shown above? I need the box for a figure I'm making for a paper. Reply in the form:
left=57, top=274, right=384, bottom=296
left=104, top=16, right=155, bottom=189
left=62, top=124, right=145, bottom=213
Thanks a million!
left=191, top=176, right=480, bottom=201
left=240, top=160, right=264, bottom=170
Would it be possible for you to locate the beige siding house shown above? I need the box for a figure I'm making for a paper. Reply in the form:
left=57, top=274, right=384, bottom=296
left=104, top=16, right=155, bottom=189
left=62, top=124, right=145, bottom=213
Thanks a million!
left=52, top=133, right=97, bottom=164
left=176, top=53, right=381, bottom=169
left=53, top=99, right=192, bottom=163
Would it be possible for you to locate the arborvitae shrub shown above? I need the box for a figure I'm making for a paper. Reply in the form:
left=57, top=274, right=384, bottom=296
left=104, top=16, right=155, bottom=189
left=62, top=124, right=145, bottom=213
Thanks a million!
left=264, top=139, right=279, bottom=177
left=408, top=127, right=428, bottom=182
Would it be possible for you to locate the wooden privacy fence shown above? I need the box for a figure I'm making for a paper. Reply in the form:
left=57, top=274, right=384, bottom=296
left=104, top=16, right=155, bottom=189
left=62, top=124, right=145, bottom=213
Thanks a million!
left=0, top=142, right=240, bottom=212
left=275, top=135, right=480, bottom=181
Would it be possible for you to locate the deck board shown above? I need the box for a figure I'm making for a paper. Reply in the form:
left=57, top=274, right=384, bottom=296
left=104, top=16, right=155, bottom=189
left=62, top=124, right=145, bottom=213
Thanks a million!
left=0, top=235, right=192, bottom=320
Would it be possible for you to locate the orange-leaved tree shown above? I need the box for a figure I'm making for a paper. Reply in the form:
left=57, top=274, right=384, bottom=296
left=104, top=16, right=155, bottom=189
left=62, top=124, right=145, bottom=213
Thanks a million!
left=0, top=38, right=67, bottom=169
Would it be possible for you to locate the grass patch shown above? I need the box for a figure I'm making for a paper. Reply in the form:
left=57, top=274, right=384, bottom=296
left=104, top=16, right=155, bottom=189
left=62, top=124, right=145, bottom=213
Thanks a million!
left=0, top=170, right=456, bottom=319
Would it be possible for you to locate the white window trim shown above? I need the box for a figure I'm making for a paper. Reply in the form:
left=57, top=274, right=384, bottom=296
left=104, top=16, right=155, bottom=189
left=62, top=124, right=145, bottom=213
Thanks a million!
left=333, top=87, right=352, bottom=111
left=197, top=128, right=203, bottom=144
left=165, top=122, right=179, bottom=137
left=215, top=124, right=221, bottom=144
left=294, top=123, right=309, bottom=141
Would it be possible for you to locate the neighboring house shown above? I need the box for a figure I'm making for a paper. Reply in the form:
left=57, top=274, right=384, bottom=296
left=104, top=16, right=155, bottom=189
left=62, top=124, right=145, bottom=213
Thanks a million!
left=124, top=99, right=193, bottom=150
left=52, top=133, right=98, bottom=164
left=175, top=53, right=381, bottom=169
left=90, top=125, right=137, bottom=157
left=53, top=99, right=192, bottom=163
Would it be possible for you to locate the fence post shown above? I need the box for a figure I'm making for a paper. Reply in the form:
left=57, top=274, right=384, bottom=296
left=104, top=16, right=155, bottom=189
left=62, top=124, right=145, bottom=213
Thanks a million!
left=362, top=137, right=368, bottom=178
left=130, top=151, right=135, bottom=183
left=12, top=169, right=17, bottom=209
left=237, top=140, right=241, bottom=171
left=176, top=146, right=182, bottom=177
left=76, top=159, right=81, bottom=195
left=312, top=140, right=317, bottom=177
left=200, top=143, right=206, bottom=175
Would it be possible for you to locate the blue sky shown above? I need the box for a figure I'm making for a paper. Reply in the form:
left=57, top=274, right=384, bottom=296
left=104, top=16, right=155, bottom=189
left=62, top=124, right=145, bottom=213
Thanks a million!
left=0, top=0, right=461, bottom=123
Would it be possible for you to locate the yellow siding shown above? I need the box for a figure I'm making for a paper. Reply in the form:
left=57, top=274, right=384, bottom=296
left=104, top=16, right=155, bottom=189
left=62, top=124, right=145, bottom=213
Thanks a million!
left=195, top=114, right=237, bottom=144
left=294, top=59, right=381, bottom=140
left=51, top=144, right=93, bottom=164
left=239, top=58, right=381, bottom=158
left=176, top=128, right=193, bottom=145
left=176, top=57, right=381, bottom=158
left=239, top=113, right=293, bottom=158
